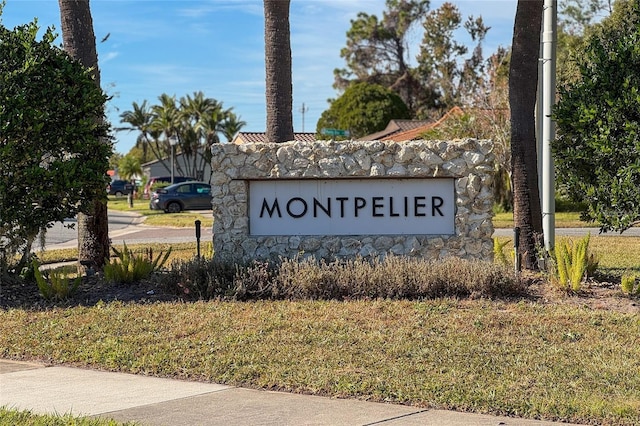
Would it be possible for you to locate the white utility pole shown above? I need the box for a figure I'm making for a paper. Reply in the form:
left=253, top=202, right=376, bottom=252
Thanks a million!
left=169, top=135, right=179, bottom=184
left=541, top=0, right=557, bottom=251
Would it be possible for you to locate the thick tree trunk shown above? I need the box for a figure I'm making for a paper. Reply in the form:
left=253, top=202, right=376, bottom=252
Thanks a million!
left=59, top=0, right=110, bottom=272
left=264, top=0, right=294, bottom=143
left=509, top=0, right=544, bottom=270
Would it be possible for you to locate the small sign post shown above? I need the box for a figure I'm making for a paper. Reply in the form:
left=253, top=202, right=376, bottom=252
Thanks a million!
left=195, top=220, right=201, bottom=258
left=321, top=128, right=350, bottom=137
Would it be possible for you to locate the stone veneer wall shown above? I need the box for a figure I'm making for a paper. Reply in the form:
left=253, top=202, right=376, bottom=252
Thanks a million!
left=210, top=139, right=495, bottom=262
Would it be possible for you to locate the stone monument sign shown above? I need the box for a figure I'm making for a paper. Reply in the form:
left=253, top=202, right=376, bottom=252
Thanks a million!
left=210, top=139, right=494, bottom=262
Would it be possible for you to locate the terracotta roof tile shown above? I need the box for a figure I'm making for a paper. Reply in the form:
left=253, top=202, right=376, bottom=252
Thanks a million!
left=382, top=107, right=465, bottom=141
left=357, top=119, right=434, bottom=141
left=232, top=132, right=317, bottom=144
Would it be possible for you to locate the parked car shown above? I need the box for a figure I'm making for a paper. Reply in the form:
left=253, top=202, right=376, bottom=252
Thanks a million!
left=107, top=179, right=133, bottom=197
left=149, top=181, right=212, bottom=213
left=143, top=176, right=195, bottom=199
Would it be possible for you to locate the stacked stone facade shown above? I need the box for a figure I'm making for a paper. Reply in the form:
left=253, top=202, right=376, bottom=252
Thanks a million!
left=210, top=139, right=494, bottom=262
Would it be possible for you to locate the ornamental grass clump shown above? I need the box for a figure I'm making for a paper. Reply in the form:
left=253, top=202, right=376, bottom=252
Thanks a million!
left=493, top=237, right=511, bottom=266
left=32, top=260, right=80, bottom=301
left=550, top=234, right=598, bottom=292
left=621, top=274, right=639, bottom=296
left=103, top=242, right=171, bottom=284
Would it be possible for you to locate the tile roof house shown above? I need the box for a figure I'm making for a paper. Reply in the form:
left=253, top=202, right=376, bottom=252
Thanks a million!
left=359, top=106, right=510, bottom=142
left=232, top=132, right=317, bottom=144
left=356, top=119, right=434, bottom=141
left=377, top=107, right=465, bottom=141
left=141, top=149, right=211, bottom=182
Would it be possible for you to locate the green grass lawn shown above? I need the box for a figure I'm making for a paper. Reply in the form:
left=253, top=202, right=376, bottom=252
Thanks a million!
left=2, top=299, right=639, bottom=425
left=492, top=211, right=598, bottom=228
left=5, top=201, right=640, bottom=425
left=0, top=408, right=133, bottom=426
left=107, top=196, right=213, bottom=228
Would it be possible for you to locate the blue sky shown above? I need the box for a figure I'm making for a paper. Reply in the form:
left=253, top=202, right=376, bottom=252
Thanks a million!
left=1, top=0, right=517, bottom=154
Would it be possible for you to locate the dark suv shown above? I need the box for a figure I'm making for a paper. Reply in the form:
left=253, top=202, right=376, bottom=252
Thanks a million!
left=143, top=176, right=195, bottom=199
left=149, top=181, right=212, bottom=213
left=107, top=180, right=133, bottom=197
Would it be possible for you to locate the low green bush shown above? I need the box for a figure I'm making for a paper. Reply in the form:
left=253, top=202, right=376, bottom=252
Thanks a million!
left=150, top=181, right=171, bottom=193
left=621, top=274, right=639, bottom=296
left=157, top=256, right=524, bottom=301
left=555, top=196, right=587, bottom=213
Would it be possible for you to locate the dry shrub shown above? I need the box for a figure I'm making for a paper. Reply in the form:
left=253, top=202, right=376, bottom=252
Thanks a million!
left=159, top=257, right=274, bottom=301
left=159, top=257, right=236, bottom=300
left=274, top=256, right=523, bottom=300
left=158, top=255, right=523, bottom=301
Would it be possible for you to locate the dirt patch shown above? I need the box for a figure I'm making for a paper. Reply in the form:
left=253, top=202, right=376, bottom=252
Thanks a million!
left=0, top=274, right=181, bottom=310
left=519, top=272, right=640, bottom=314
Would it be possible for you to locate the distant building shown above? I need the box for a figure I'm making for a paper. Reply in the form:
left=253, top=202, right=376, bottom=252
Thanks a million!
left=357, top=119, right=434, bottom=141
left=141, top=149, right=211, bottom=183
left=357, top=107, right=511, bottom=142
left=373, top=107, right=465, bottom=141
left=231, top=132, right=317, bottom=144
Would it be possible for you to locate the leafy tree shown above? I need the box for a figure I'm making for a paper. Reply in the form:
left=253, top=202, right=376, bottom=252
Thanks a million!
left=416, top=2, right=489, bottom=114
left=58, top=0, right=111, bottom=271
left=0, top=14, right=111, bottom=272
left=334, top=1, right=492, bottom=120
left=556, top=0, right=613, bottom=86
left=334, top=0, right=431, bottom=116
left=416, top=47, right=512, bottom=211
left=125, top=145, right=153, bottom=165
left=510, top=0, right=544, bottom=270
left=553, top=0, right=640, bottom=232
left=316, top=82, right=410, bottom=140
left=560, top=0, right=612, bottom=35
left=264, top=0, right=294, bottom=143
left=109, top=152, right=123, bottom=171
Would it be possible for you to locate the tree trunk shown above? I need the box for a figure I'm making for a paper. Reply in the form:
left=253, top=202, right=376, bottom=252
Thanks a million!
left=58, top=0, right=110, bottom=272
left=264, top=0, right=294, bottom=143
left=509, top=0, right=544, bottom=269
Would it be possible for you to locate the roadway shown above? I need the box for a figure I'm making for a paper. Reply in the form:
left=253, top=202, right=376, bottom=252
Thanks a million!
left=41, top=211, right=639, bottom=252
left=42, top=210, right=211, bottom=251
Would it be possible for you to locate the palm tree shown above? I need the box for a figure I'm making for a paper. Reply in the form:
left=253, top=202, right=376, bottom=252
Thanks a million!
left=179, top=92, right=217, bottom=178
left=264, top=0, right=294, bottom=143
left=117, top=154, right=142, bottom=181
left=58, top=0, right=110, bottom=271
left=149, top=94, right=182, bottom=174
left=509, top=0, right=544, bottom=270
left=118, top=100, right=167, bottom=167
left=221, top=112, right=247, bottom=142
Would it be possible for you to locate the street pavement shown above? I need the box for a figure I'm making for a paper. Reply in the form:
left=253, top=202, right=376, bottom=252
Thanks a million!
left=0, top=359, right=584, bottom=426
left=43, top=209, right=639, bottom=252
left=492, top=226, right=640, bottom=237
left=42, top=210, right=212, bottom=251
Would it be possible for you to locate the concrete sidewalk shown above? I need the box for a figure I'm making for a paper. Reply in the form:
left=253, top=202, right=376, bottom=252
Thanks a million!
left=1, top=360, right=583, bottom=426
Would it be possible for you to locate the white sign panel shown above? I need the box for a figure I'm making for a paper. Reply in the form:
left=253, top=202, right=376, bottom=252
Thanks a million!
left=249, top=179, right=455, bottom=236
